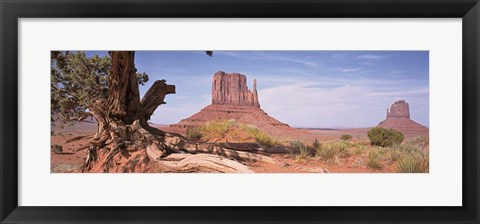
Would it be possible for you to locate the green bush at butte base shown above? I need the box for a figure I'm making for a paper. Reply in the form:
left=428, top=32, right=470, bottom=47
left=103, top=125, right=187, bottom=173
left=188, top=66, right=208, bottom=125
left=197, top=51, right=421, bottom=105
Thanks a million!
left=367, top=127, right=404, bottom=147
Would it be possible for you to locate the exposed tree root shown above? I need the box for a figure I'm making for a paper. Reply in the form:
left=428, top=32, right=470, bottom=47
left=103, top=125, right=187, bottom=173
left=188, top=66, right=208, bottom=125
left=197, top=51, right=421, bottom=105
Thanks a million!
left=152, top=132, right=278, bottom=164
left=147, top=149, right=253, bottom=173
left=65, top=134, right=95, bottom=143
left=216, top=142, right=291, bottom=154
left=78, top=120, right=266, bottom=173
left=179, top=142, right=278, bottom=164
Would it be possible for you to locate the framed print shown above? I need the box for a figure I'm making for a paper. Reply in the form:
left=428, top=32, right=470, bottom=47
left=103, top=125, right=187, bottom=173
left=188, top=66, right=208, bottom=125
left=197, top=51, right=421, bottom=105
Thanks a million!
left=1, top=0, right=479, bottom=223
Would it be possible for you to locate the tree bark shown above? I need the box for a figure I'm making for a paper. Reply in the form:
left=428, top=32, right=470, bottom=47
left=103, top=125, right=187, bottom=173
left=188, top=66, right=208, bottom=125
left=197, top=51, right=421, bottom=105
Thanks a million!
left=107, top=51, right=141, bottom=124
left=140, top=79, right=175, bottom=121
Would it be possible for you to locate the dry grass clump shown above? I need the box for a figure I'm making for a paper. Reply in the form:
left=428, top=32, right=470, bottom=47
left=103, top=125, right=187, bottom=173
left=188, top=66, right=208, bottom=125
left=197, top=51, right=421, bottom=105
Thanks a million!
left=288, top=141, right=314, bottom=161
left=294, top=145, right=314, bottom=161
left=340, top=134, right=353, bottom=141
left=366, top=150, right=382, bottom=170
left=395, top=152, right=429, bottom=173
left=185, top=120, right=232, bottom=141
left=390, top=149, right=402, bottom=162
left=393, top=142, right=429, bottom=173
left=391, top=143, right=421, bottom=154
left=186, top=127, right=202, bottom=140
left=361, top=138, right=429, bottom=172
left=243, top=125, right=280, bottom=148
left=350, top=144, right=366, bottom=156
left=312, top=138, right=321, bottom=149
left=289, top=140, right=306, bottom=151
left=186, top=120, right=281, bottom=148
left=315, top=141, right=350, bottom=163
left=202, top=120, right=231, bottom=138
left=377, top=139, right=429, bottom=173
left=51, top=144, right=63, bottom=154
left=407, top=136, right=429, bottom=149
left=289, top=140, right=368, bottom=163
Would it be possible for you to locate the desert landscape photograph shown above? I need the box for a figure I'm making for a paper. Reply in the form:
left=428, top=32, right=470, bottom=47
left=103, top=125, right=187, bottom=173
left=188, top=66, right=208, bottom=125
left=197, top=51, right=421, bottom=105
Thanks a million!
left=51, top=50, right=429, bottom=173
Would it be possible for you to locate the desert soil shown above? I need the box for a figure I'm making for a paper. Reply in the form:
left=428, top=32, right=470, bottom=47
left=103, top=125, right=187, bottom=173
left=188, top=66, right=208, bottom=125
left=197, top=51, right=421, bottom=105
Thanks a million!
left=51, top=121, right=427, bottom=173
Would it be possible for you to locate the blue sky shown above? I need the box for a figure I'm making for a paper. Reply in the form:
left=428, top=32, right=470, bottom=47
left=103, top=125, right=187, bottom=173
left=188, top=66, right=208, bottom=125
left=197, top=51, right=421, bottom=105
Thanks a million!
left=86, top=51, right=429, bottom=128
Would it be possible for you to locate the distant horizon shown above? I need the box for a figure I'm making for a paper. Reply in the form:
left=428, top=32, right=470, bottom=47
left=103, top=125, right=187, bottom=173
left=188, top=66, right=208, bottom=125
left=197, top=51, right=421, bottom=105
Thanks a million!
left=147, top=122, right=429, bottom=130
left=85, top=51, right=429, bottom=128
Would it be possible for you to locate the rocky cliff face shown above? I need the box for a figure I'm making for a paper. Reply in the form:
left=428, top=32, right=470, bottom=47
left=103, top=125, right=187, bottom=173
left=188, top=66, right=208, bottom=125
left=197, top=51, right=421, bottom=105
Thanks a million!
left=387, top=100, right=410, bottom=118
left=212, top=71, right=260, bottom=107
left=378, top=100, right=428, bottom=134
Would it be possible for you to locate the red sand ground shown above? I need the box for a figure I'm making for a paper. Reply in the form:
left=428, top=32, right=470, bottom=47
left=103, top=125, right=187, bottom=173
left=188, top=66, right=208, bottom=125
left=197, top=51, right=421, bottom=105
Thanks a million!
left=51, top=121, right=427, bottom=173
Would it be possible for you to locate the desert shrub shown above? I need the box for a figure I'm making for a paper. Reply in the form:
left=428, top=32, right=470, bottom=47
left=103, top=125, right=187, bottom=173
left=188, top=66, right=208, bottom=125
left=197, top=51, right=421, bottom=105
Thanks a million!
left=390, top=149, right=402, bottom=162
left=395, top=152, right=429, bottom=173
left=312, top=138, right=321, bottom=149
left=185, top=120, right=282, bottom=148
left=367, top=127, right=404, bottom=147
left=349, top=144, right=366, bottom=156
left=407, top=136, right=429, bottom=149
left=186, top=127, right=202, bottom=140
left=242, top=126, right=280, bottom=147
left=198, top=120, right=280, bottom=146
left=51, top=144, right=63, bottom=154
left=367, top=150, right=382, bottom=169
left=254, top=132, right=279, bottom=147
left=391, top=143, right=422, bottom=154
left=293, top=145, right=314, bottom=161
left=290, top=140, right=305, bottom=149
left=227, top=119, right=239, bottom=128
left=316, top=141, right=350, bottom=162
left=423, top=151, right=430, bottom=172
left=376, top=147, right=389, bottom=156
left=203, top=120, right=231, bottom=137
left=243, top=125, right=258, bottom=136
left=289, top=140, right=305, bottom=153
left=340, top=134, right=353, bottom=141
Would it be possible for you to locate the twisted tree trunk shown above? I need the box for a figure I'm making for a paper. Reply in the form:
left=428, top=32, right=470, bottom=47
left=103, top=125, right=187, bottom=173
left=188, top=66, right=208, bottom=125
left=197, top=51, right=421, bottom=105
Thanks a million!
left=79, top=51, right=271, bottom=173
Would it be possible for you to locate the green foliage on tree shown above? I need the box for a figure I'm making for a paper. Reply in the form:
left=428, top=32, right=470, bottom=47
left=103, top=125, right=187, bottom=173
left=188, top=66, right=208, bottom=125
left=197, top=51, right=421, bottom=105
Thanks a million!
left=367, top=127, right=404, bottom=147
left=50, top=51, right=149, bottom=123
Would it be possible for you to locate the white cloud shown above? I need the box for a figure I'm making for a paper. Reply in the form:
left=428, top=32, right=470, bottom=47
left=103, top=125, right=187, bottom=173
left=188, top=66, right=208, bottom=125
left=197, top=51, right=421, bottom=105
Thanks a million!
left=385, top=70, right=406, bottom=78
left=331, top=67, right=362, bottom=73
left=367, top=88, right=429, bottom=97
left=216, top=51, right=320, bottom=67
left=357, top=54, right=386, bottom=60
left=258, top=82, right=428, bottom=128
left=357, top=54, right=388, bottom=65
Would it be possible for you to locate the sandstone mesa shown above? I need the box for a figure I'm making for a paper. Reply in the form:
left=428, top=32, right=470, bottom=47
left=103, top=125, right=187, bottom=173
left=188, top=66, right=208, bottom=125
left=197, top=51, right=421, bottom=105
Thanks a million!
left=172, top=71, right=305, bottom=137
left=378, top=100, right=428, bottom=134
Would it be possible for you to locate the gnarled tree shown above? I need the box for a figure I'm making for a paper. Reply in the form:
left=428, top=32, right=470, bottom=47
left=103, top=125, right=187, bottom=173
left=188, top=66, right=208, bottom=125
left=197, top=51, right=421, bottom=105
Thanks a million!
left=53, top=51, right=275, bottom=173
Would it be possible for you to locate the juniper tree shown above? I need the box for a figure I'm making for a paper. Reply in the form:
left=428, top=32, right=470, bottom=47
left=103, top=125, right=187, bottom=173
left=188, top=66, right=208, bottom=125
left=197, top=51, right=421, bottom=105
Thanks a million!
left=51, top=51, right=149, bottom=123
left=51, top=51, right=266, bottom=173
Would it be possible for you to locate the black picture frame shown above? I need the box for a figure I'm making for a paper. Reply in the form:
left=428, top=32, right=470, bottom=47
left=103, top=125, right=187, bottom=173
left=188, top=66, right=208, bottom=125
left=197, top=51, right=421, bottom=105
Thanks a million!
left=1, top=0, right=479, bottom=223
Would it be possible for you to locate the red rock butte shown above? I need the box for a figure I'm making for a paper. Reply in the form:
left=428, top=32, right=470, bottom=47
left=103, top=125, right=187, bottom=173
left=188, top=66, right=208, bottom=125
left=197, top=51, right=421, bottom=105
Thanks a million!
left=212, top=71, right=260, bottom=107
left=172, top=71, right=305, bottom=137
left=378, top=100, right=428, bottom=134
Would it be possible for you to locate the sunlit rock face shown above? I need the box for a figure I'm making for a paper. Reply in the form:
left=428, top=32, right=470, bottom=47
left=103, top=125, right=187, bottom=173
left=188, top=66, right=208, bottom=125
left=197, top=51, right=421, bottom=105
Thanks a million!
left=386, top=100, right=410, bottom=119
left=378, top=100, right=428, bottom=134
left=211, top=71, right=260, bottom=108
